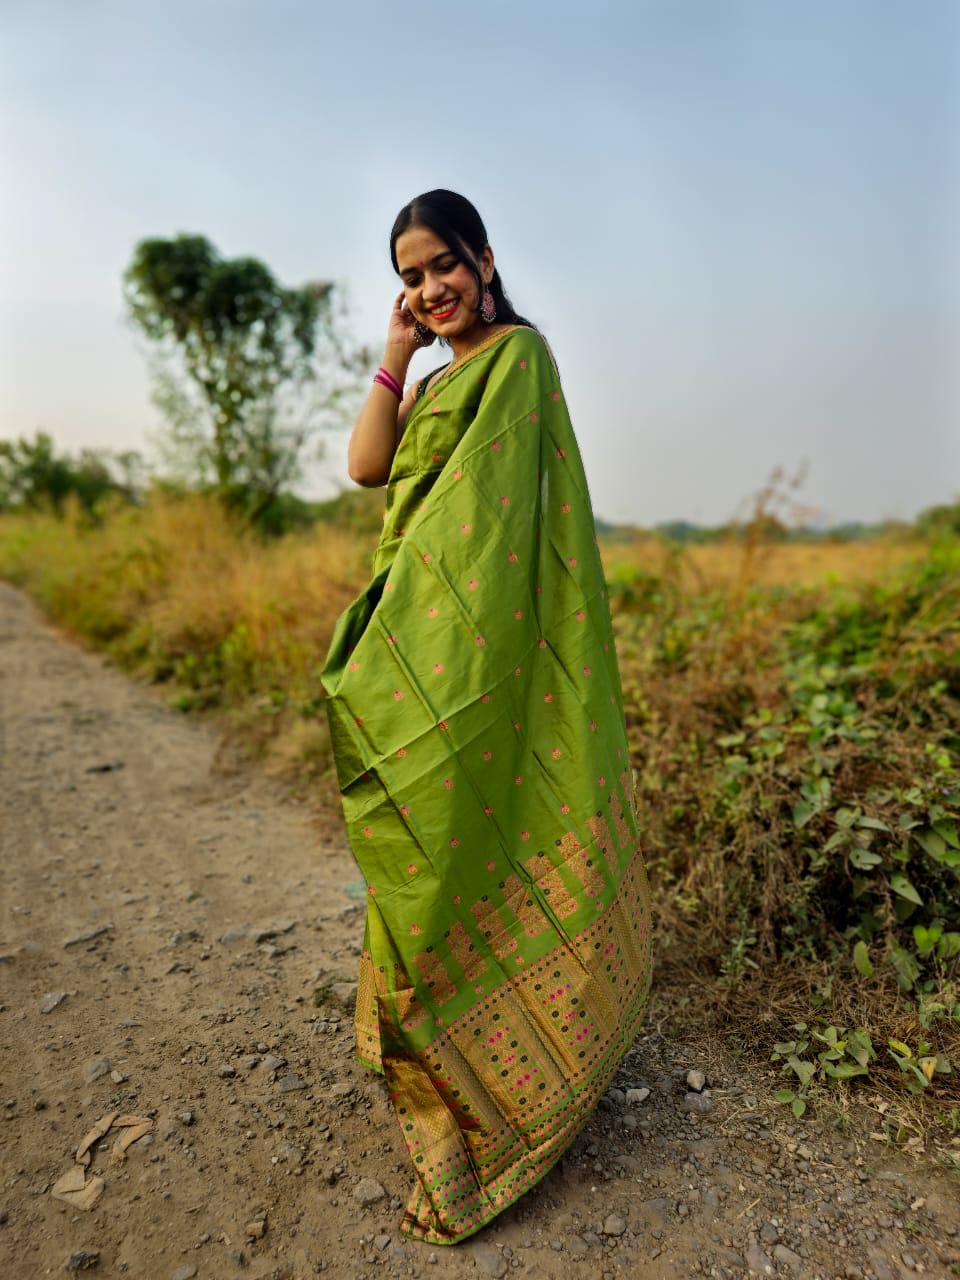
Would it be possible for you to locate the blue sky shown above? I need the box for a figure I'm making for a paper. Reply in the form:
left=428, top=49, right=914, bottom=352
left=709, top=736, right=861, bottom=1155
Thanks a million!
left=1, top=0, right=957, bottom=525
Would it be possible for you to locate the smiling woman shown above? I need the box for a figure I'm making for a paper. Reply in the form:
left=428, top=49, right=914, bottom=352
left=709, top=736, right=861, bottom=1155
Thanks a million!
left=322, top=190, right=653, bottom=1245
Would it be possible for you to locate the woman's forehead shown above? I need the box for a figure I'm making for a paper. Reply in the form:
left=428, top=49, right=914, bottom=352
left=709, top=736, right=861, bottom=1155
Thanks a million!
left=395, top=225, right=452, bottom=270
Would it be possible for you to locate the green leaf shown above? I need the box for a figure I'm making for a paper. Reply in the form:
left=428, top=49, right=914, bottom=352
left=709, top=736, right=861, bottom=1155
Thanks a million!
left=914, top=828, right=947, bottom=861
left=793, top=800, right=816, bottom=829
left=850, top=847, right=882, bottom=869
left=852, top=940, right=874, bottom=978
left=788, top=1055, right=816, bottom=1087
left=898, top=814, right=921, bottom=831
left=913, top=924, right=942, bottom=957
left=937, top=932, right=960, bottom=961
left=835, top=807, right=859, bottom=829
left=717, top=732, right=746, bottom=748
left=858, top=816, right=890, bottom=832
left=890, top=947, right=921, bottom=992
left=890, top=874, right=923, bottom=906
left=774, top=1089, right=796, bottom=1104
left=822, top=1061, right=868, bottom=1080
left=932, top=819, right=960, bottom=850
left=846, top=1028, right=876, bottom=1067
left=791, top=1096, right=806, bottom=1118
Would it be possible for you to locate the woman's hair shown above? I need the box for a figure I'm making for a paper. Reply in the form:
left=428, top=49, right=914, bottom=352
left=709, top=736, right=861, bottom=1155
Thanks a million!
left=390, top=190, right=535, bottom=331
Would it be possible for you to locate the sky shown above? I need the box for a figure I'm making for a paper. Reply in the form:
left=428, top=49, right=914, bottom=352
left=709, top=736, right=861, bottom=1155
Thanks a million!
left=1, top=0, right=958, bottom=527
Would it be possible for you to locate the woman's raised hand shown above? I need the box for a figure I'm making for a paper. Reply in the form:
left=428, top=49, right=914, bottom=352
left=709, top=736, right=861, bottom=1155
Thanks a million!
left=386, top=291, right=432, bottom=364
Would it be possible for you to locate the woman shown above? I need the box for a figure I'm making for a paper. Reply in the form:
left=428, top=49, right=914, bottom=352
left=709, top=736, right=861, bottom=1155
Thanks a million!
left=322, top=191, right=652, bottom=1245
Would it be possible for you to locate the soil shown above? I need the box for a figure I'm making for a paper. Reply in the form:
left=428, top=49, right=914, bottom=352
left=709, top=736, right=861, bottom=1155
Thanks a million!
left=1, top=581, right=958, bottom=1280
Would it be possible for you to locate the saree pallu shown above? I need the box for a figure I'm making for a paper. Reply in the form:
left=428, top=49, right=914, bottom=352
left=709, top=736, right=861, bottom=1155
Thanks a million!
left=322, top=326, right=652, bottom=1244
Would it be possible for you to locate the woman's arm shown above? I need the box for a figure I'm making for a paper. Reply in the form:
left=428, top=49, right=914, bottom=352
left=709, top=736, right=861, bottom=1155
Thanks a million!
left=347, top=293, right=423, bottom=487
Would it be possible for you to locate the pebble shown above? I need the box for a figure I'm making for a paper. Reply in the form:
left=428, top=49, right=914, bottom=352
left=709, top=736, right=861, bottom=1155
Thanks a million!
left=686, top=1070, right=707, bottom=1092
left=745, top=1242, right=774, bottom=1275
left=65, top=1250, right=100, bottom=1271
left=626, top=1087, right=650, bottom=1104
left=354, top=1178, right=386, bottom=1206
left=602, top=1213, right=627, bottom=1236
left=218, top=1064, right=236, bottom=1079
left=39, top=991, right=68, bottom=1014
left=567, top=1237, right=589, bottom=1257
left=245, top=1217, right=267, bottom=1240
left=773, top=1243, right=802, bottom=1269
left=374, top=1234, right=391, bottom=1251
left=178, top=1111, right=194, bottom=1126
left=83, top=1057, right=111, bottom=1083
left=263, top=1055, right=287, bottom=1072
left=278, top=1072, right=307, bottom=1092
left=171, top=1267, right=197, bottom=1280
left=331, top=1082, right=354, bottom=1098
left=110, top=1070, right=125, bottom=1084
left=469, top=1241, right=508, bottom=1277
left=680, top=1091, right=714, bottom=1114
left=220, top=927, right=246, bottom=945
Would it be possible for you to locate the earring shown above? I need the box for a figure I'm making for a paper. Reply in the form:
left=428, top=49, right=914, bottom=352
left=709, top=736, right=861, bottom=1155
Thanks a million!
left=481, top=287, right=496, bottom=324
left=413, top=320, right=433, bottom=346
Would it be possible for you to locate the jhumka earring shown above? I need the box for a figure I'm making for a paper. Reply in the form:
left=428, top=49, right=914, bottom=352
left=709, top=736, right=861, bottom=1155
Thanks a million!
left=413, top=320, right=433, bottom=346
left=480, top=286, right=496, bottom=324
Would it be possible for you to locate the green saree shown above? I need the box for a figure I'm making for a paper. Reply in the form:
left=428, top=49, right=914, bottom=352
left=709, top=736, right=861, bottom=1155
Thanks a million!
left=322, top=326, right=652, bottom=1244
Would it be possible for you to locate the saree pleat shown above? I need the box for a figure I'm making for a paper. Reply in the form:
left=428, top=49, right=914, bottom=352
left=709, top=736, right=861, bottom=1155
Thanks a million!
left=322, top=326, right=653, bottom=1243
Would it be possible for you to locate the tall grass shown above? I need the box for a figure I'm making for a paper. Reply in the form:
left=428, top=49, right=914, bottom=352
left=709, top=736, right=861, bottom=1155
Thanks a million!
left=1, top=497, right=957, bottom=1129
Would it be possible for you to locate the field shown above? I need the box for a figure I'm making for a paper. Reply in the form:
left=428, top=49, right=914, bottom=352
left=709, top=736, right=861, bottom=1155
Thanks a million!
left=0, top=494, right=957, bottom=1143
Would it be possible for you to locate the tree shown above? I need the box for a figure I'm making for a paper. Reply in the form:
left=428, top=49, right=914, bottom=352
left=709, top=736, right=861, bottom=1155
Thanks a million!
left=124, top=234, right=367, bottom=525
left=0, top=432, right=140, bottom=515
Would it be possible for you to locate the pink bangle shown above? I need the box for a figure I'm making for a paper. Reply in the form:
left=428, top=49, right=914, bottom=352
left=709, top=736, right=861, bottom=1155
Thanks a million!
left=374, top=367, right=403, bottom=399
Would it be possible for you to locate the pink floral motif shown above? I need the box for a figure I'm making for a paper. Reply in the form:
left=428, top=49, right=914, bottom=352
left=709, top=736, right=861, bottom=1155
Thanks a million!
left=407, top=863, right=418, bottom=875
left=576, top=610, right=585, bottom=621
left=598, top=775, right=607, bottom=787
left=507, top=551, right=519, bottom=562
left=484, top=805, right=494, bottom=816
left=568, top=557, right=578, bottom=568
left=560, top=803, right=571, bottom=815
left=460, top=523, right=471, bottom=534
left=384, top=581, right=394, bottom=591
left=397, top=747, right=407, bottom=757
left=468, top=579, right=478, bottom=590
left=538, top=638, right=547, bottom=649
left=490, top=440, right=502, bottom=452
left=519, top=359, right=528, bottom=369
left=513, top=720, right=521, bottom=731
left=387, top=635, right=398, bottom=645
left=438, top=720, right=449, bottom=731
left=561, top=503, right=571, bottom=514
left=475, top=635, right=486, bottom=646
left=514, top=775, right=523, bottom=786
left=583, top=666, right=592, bottom=677
left=589, top=720, right=597, bottom=732
left=520, top=830, right=531, bottom=841
left=551, top=748, right=562, bottom=759
left=434, top=662, right=444, bottom=673
left=514, top=609, right=522, bottom=620
left=544, top=692, right=553, bottom=703
left=410, top=923, right=422, bottom=935
left=428, top=606, right=438, bottom=617
left=363, top=826, right=374, bottom=838
left=453, top=894, right=461, bottom=905
left=482, top=750, right=493, bottom=761
left=529, top=411, right=538, bottom=423
left=431, top=408, right=440, bottom=416
left=500, top=495, right=510, bottom=506
left=552, top=391, right=561, bottom=401
left=514, top=666, right=522, bottom=677
left=557, top=447, right=566, bottom=458
left=443, top=778, right=454, bottom=790
left=393, top=690, right=404, bottom=700
left=480, top=693, right=491, bottom=703
left=400, top=804, right=410, bottom=817
left=367, top=885, right=377, bottom=896
left=422, top=553, right=432, bottom=563
left=354, top=716, right=363, bottom=727
left=450, top=837, right=460, bottom=848
left=349, top=660, right=360, bottom=672
left=486, top=860, right=496, bottom=872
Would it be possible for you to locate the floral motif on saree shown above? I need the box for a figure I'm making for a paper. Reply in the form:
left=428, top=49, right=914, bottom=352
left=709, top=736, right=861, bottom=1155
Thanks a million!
left=322, top=326, right=652, bottom=1244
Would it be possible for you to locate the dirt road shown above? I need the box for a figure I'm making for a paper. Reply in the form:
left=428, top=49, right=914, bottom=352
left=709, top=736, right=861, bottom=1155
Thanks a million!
left=1, top=582, right=957, bottom=1280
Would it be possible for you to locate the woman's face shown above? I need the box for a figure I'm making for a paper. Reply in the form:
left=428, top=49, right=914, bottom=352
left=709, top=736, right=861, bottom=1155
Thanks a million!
left=395, top=225, right=494, bottom=354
